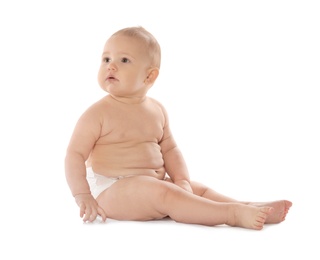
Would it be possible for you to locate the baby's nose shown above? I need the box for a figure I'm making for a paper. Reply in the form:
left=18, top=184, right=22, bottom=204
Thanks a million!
left=107, top=62, right=117, bottom=70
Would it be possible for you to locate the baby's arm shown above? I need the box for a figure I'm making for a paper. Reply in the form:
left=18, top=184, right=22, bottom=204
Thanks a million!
left=65, top=105, right=107, bottom=222
left=162, top=144, right=193, bottom=193
left=159, top=105, right=193, bottom=193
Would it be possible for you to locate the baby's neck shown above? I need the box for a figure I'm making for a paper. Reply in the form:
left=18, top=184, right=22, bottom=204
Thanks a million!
left=109, top=94, right=147, bottom=104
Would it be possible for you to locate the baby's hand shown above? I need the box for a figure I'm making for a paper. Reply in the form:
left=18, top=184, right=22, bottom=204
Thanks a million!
left=174, top=180, right=193, bottom=193
left=74, top=193, right=107, bottom=223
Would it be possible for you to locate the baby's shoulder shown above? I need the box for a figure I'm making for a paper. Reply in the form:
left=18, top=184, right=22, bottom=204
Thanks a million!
left=79, top=96, right=111, bottom=118
left=147, top=96, right=165, bottom=109
left=89, top=95, right=115, bottom=108
left=146, top=97, right=169, bottom=118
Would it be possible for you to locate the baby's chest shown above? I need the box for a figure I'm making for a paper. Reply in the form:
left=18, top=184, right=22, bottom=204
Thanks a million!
left=102, top=110, right=164, bottom=142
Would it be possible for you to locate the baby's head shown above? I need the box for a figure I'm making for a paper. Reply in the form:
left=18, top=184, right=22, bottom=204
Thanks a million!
left=98, top=26, right=161, bottom=100
left=110, top=26, right=161, bottom=69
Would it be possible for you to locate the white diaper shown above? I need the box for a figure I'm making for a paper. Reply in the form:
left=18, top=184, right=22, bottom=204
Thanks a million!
left=86, top=167, right=119, bottom=199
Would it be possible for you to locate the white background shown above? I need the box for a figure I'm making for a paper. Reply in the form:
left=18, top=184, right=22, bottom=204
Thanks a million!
left=1, top=0, right=319, bottom=259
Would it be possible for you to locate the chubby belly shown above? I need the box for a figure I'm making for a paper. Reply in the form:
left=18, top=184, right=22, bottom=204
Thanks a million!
left=88, top=141, right=166, bottom=179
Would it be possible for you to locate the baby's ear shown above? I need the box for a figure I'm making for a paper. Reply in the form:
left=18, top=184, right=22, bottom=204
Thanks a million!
left=146, top=67, right=159, bottom=84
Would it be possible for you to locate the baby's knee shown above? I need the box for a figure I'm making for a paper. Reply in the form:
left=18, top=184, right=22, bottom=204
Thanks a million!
left=158, top=181, right=186, bottom=204
left=190, top=181, right=208, bottom=196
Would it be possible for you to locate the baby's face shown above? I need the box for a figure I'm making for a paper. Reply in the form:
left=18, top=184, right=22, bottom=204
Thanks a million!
left=98, top=35, right=152, bottom=100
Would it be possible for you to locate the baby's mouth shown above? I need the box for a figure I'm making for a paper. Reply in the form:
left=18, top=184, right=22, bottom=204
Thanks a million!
left=106, top=76, right=118, bottom=81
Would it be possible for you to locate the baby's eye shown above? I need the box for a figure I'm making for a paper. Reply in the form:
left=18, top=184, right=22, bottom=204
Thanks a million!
left=121, top=57, right=130, bottom=63
left=103, top=57, right=111, bottom=63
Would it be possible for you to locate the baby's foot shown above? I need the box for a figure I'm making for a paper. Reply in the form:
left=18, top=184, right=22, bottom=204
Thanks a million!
left=227, top=204, right=273, bottom=230
left=249, top=200, right=292, bottom=224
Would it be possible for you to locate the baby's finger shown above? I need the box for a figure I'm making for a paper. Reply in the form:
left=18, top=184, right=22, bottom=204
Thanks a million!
left=79, top=202, right=86, bottom=218
left=83, top=207, right=92, bottom=222
left=89, top=208, right=98, bottom=222
left=98, top=207, right=107, bottom=222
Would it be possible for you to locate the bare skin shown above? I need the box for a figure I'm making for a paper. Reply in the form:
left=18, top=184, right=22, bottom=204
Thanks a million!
left=95, top=176, right=281, bottom=230
left=65, top=27, right=292, bottom=230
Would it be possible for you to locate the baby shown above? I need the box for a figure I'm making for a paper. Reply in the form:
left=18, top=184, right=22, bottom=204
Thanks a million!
left=65, top=26, right=292, bottom=230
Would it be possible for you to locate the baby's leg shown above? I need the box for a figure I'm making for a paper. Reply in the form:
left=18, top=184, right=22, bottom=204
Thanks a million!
left=190, top=181, right=292, bottom=224
left=96, top=175, right=272, bottom=230
left=190, top=180, right=240, bottom=203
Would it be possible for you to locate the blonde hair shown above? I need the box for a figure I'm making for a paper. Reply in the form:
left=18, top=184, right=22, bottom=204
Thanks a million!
left=111, top=26, right=161, bottom=68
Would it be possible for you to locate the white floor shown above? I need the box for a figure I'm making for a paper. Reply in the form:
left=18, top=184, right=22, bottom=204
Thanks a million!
left=1, top=204, right=317, bottom=260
